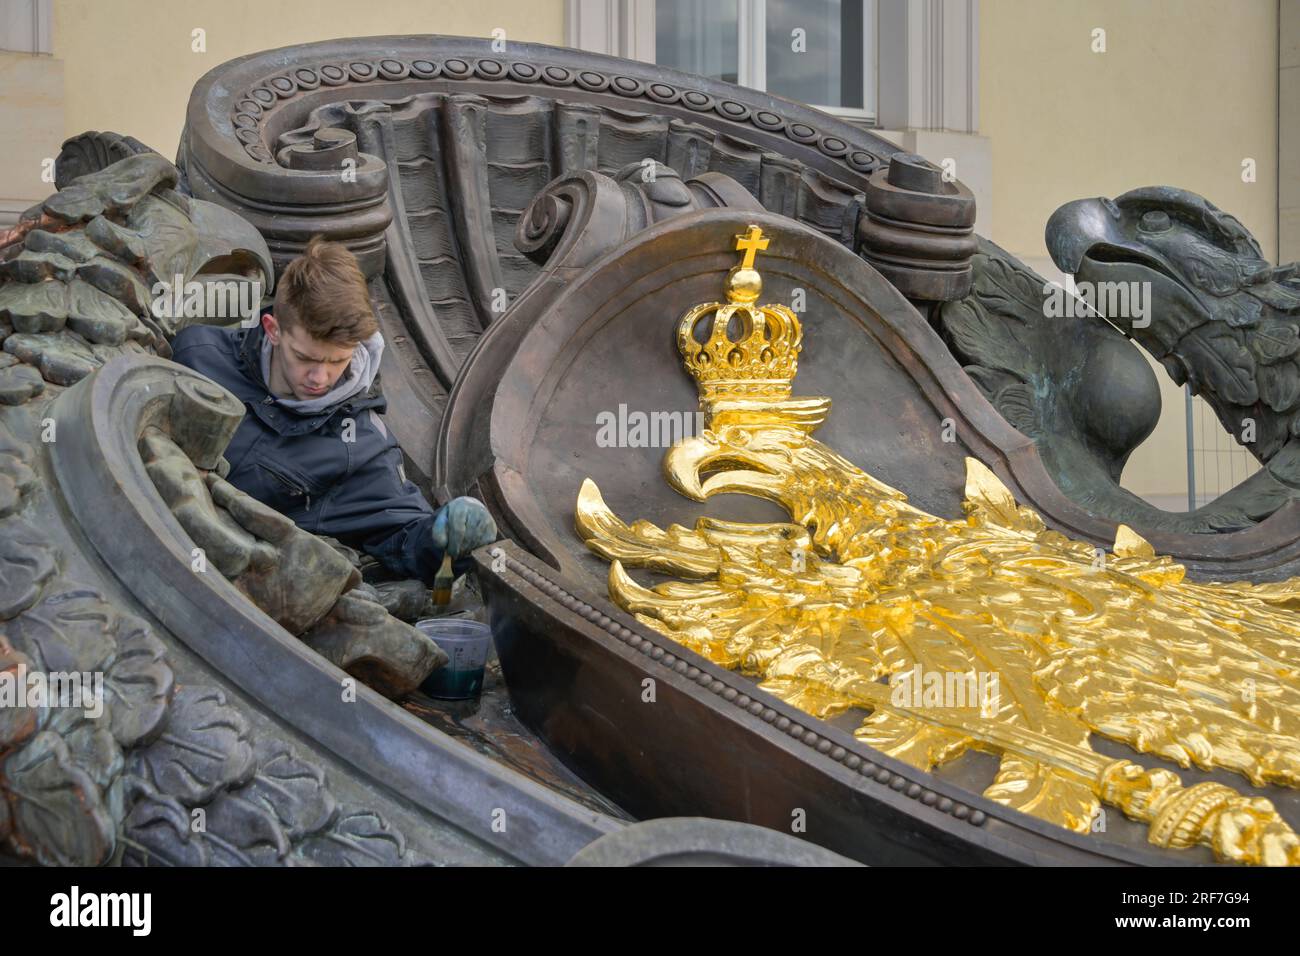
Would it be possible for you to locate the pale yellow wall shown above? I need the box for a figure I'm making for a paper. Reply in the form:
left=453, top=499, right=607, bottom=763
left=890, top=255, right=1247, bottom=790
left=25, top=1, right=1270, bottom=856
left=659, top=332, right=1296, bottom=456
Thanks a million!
left=980, top=0, right=1279, bottom=503
left=981, top=0, right=1277, bottom=260
left=0, top=51, right=63, bottom=213
left=52, top=0, right=566, bottom=160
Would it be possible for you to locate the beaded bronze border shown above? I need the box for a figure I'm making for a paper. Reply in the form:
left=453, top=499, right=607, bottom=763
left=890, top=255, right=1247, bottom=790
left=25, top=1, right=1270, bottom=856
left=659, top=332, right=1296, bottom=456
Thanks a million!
left=227, top=56, right=884, bottom=174
left=490, top=546, right=987, bottom=829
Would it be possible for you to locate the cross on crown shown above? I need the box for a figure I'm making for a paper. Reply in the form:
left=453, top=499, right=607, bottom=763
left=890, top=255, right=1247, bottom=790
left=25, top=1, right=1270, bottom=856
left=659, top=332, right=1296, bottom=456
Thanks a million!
left=734, top=224, right=770, bottom=270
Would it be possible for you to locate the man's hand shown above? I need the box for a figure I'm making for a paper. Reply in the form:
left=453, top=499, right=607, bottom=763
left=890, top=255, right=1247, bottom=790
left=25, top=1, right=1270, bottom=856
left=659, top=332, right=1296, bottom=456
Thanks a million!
left=362, top=497, right=498, bottom=585
left=431, top=497, right=498, bottom=566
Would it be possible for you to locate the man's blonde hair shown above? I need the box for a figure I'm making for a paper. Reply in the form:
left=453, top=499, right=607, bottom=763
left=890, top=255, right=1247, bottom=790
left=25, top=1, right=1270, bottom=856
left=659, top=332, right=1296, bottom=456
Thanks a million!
left=273, top=235, right=378, bottom=344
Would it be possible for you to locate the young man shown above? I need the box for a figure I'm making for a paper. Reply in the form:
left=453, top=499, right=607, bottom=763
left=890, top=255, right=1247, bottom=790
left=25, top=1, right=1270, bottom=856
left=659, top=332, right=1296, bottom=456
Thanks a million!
left=171, top=236, right=496, bottom=587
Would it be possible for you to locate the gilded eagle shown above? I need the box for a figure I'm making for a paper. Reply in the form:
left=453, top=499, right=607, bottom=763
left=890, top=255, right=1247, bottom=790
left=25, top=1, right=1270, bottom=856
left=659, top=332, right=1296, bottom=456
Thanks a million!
left=577, top=226, right=1300, bottom=866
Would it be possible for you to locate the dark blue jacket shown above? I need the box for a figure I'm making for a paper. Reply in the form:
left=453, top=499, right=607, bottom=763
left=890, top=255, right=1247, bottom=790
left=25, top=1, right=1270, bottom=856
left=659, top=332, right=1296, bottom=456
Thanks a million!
left=170, top=320, right=448, bottom=584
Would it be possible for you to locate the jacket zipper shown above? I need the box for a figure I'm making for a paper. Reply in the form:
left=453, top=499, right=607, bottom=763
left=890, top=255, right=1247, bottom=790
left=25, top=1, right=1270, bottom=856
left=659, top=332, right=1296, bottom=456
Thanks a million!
left=259, top=462, right=313, bottom=509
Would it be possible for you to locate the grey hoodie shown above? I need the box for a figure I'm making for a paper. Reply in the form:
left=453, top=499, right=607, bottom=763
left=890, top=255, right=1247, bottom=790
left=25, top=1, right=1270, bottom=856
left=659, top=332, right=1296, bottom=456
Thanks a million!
left=260, top=329, right=385, bottom=415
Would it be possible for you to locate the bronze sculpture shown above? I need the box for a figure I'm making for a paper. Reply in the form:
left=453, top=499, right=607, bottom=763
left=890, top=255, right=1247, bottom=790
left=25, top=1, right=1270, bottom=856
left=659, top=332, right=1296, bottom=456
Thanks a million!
left=3, top=34, right=1298, bottom=866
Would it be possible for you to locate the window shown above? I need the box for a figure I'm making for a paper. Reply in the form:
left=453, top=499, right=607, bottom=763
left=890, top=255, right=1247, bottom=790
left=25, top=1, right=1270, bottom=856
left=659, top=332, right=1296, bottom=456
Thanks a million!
left=654, top=1, right=740, bottom=84
left=654, top=0, right=876, bottom=122
left=0, top=0, right=51, bottom=55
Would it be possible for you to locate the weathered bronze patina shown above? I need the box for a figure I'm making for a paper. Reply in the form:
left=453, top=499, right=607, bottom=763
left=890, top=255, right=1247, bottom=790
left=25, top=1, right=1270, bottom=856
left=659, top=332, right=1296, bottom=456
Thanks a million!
left=7, top=34, right=1300, bottom=867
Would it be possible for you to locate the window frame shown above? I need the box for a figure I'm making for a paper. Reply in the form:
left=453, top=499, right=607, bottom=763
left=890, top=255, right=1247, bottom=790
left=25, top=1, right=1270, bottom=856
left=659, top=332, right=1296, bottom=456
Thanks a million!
left=567, top=0, right=979, bottom=135
left=0, top=0, right=52, bottom=55
left=736, top=0, right=877, bottom=124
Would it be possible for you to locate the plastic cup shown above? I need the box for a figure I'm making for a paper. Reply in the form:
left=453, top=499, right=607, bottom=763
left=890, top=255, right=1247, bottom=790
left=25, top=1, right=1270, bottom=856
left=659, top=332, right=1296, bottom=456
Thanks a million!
left=415, top=618, right=493, bottom=700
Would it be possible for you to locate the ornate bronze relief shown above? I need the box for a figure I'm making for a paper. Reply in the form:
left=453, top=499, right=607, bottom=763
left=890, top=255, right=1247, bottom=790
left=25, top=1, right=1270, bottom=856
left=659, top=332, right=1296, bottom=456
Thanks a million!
left=578, top=226, right=1300, bottom=865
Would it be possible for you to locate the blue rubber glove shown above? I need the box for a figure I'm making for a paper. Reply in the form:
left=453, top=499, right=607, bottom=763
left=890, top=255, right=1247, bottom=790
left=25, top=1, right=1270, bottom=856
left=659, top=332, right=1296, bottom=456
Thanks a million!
left=431, top=496, right=498, bottom=576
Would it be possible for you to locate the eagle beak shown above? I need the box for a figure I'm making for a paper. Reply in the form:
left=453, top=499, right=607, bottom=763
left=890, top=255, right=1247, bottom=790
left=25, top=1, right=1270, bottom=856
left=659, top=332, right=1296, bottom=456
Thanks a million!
left=665, top=434, right=784, bottom=502
left=1046, top=196, right=1125, bottom=274
left=664, top=436, right=717, bottom=501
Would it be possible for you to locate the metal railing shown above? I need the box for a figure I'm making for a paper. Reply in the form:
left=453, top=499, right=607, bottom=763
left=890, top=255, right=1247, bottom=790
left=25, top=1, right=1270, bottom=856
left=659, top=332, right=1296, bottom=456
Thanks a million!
left=1186, top=386, right=1262, bottom=510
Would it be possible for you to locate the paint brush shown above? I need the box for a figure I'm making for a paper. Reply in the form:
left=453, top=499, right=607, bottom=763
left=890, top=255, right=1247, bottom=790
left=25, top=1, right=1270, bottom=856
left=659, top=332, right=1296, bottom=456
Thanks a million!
left=432, top=553, right=454, bottom=606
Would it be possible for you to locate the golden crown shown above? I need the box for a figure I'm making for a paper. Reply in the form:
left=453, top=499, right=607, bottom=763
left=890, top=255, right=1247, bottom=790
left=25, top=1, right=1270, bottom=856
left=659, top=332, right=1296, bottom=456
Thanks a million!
left=676, top=225, right=803, bottom=404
